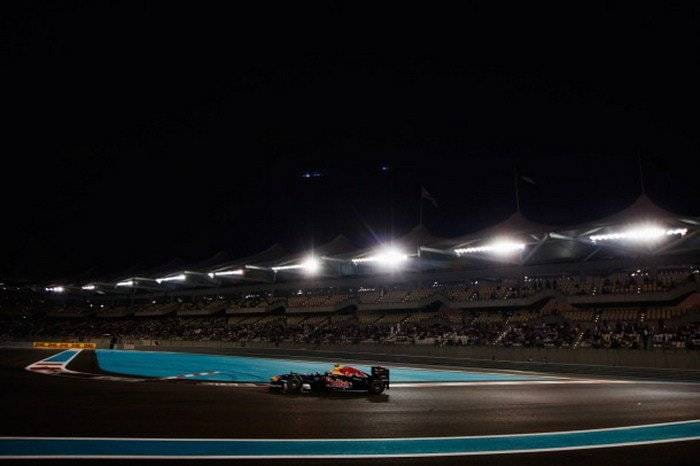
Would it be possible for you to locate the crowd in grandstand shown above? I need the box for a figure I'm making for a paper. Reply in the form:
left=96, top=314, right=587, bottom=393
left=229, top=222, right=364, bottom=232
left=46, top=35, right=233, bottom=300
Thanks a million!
left=288, top=267, right=696, bottom=307
left=1, top=267, right=698, bottom=350
left=2, top=305, right=698, bottom=350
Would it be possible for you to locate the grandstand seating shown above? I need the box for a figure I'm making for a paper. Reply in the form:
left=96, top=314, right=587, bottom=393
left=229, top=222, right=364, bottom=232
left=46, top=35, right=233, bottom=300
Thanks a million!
left=374, top=312, right=409, bottom=326
left=2, top=300, right=698, bottom=350
left=302, top=315, right=330, bottom=326
left=564, top=309, right=595, bottom=322
left=1, top=265, right=698, bottom=350
left=135, top=302, right=179, bottom=317
left=358, top=289, right=382, bottom=304
left=285, top=314, right=307, bottom=326
left=357, top=310, right=383, bottom=324
left=97, top=306, right=132, bottom=317
left=177, top=299, right=226, bottom=316
left=133, top=268, right=695, bottom=316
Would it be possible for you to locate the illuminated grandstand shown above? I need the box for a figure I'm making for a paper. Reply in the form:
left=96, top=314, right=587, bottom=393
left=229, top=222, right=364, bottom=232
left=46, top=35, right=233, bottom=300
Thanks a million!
left=1, top=194, right=699, bottom=351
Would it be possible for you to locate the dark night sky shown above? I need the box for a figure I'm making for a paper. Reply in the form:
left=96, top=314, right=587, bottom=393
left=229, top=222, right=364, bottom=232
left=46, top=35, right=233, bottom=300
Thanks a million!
left=2, top=2, right=699, bottom=283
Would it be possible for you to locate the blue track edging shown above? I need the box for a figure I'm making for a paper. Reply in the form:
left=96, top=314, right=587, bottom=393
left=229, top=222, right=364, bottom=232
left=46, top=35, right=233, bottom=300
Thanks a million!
left=42, top=350, right=81, bottom=363
left=94, top=349, right=544, bottom=382
left=1, top=420, right=698, bottom=458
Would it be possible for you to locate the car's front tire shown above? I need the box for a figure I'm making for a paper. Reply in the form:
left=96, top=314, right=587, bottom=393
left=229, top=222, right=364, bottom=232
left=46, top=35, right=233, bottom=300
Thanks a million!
left=284, top=376, right=302, bottom=393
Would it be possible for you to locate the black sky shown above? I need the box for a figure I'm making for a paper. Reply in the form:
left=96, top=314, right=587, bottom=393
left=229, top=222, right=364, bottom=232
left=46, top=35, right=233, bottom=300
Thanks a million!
left=2, top=2, right=699, bottom=283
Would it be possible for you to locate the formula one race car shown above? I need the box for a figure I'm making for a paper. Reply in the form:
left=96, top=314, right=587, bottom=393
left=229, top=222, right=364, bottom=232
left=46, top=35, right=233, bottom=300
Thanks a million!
left=269, top=364, right=390, bottom=395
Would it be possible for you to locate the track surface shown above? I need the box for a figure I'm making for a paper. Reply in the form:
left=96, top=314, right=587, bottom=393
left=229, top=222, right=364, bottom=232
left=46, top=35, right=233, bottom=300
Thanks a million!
left=1, top=349, right=699, bottom=465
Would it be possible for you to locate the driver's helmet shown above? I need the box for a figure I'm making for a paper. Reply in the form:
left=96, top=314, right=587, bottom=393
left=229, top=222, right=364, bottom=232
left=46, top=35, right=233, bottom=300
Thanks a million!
left=330, top=364, right=368, bottom=378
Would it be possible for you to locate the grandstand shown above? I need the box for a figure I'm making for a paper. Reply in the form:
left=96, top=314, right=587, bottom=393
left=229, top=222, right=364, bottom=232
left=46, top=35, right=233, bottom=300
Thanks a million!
left=1, top=194, right=699, bottom=351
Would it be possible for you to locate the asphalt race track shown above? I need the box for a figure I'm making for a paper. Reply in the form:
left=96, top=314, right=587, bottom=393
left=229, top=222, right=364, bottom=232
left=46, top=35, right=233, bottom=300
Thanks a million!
left=1, top=348, right=699, bottom=465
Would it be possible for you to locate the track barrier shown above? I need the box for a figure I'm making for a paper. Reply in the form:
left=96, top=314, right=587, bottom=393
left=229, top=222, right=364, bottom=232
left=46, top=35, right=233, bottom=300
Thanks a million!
left=33, top=342, right=96, bottom=350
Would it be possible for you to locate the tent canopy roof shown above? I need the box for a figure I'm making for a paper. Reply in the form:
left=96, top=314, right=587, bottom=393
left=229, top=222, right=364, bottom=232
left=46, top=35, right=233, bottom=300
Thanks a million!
left=212, top=244, right=288, bottom=272
left=564, top=195, right=700, bottom=235
left=128, top=258, right=186, bottom=280
left=437, top=212, right=555, bottom=250
left=275, top=235, right=358, bottom=266
left=188, top=250, right=236, bottom=272
left=397, top=224, right=444, bottom=249
left=352, top=224, right=444, bottom=259
left=48, top=196, right=700, bottom=288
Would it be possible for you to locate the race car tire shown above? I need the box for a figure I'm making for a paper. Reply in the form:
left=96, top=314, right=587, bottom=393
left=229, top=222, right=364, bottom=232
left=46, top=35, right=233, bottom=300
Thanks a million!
left=368, top=379, right=385, bottom=395
left=284, top=376, right=302, bottom=393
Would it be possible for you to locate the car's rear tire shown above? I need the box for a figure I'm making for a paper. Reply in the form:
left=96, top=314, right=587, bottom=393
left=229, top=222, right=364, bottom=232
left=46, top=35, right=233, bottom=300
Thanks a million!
left=368, top=379, right=385, bottom=395
left=284, top=376, right=302, bottom=393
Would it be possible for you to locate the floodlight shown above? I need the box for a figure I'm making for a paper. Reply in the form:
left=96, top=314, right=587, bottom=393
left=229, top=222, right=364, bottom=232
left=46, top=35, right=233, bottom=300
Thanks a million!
left=81, top=285, right=96, bottom=290
left=376, top=247, right=408, bottom=267
left=589, top=225, right=687, bottom=243
left=208, top=269, right=244, bottom=279
left=352, top=247, right=408, bottom=269
left=272, top=265, right=294, bottom=271
left=455, top=240, right=525, bottom=256
left=301, top=256, right=321, bottom=274
left=45, top=286, right=65, bottom=293
left=271, top=256, right=322, bottom=275
left=155, top=273, right=186, bottom=284
left=116, top=280, right=134, bottom=287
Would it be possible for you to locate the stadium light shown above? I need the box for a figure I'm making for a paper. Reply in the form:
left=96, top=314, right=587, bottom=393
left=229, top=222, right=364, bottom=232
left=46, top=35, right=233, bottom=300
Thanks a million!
left=116, top=280, right=134, bottom=287
left=455, top=240, right=526, bottom=256
left=45, top=286, right=65, bottom=293
left=271, top=264, right=295, bottom=271
left=301, top=256, right=321, bottom=274
left=352, top=246, right=408, bottom=269
left=155, top=273, right=187, bottom=284
left=208, top=269, right=244, bottom=279
left=81, top=284, right=96, bottom=290
left=271, top=256, right=322, bottom=275
left=589, top=225, right=688, bottom=244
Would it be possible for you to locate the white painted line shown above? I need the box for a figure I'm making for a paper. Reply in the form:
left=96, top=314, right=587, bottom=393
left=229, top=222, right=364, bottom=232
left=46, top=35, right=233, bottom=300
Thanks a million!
left=0, top=434, right=700, bottom=461
left=2, top=419, right=696, bottom=442
left=200, top=382, right=260, bottom=388
left=163, top=370, right=222, bottom=380
left=392, top=379, right=634, bottom=388
left=25, top=349, right=82, bottom=375
left=2, top=437, right=699, bottom=460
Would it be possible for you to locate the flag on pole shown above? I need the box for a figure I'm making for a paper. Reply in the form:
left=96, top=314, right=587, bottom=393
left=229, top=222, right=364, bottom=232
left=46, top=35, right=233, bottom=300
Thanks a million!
left=421, top=186, right=438, bottom=208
